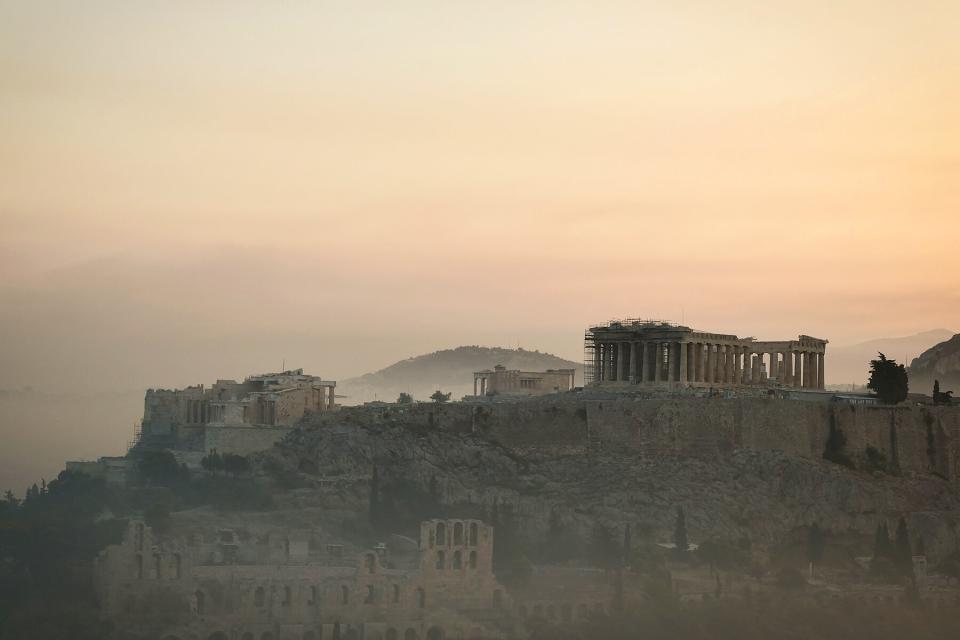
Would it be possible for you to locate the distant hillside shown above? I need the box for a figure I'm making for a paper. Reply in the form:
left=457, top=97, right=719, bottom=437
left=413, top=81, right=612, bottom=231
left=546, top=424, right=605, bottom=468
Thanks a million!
left=909, top=333, right=960, bottom=394
left=337, top=346, right=582, bottom=405
left=827, top=329, right=954, bottom=386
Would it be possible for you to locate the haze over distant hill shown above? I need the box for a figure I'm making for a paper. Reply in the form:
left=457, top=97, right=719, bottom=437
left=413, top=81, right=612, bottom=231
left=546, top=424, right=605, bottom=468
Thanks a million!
left=827, top=329, right=954, bottom=387
left=909, top=333, right=960, bottom=394
left=337, top=346, right=582, bottom=405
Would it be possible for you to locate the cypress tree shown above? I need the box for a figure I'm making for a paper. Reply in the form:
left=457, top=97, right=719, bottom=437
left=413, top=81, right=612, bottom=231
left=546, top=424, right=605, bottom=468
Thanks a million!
left=895, top=517, right=912, bottom=577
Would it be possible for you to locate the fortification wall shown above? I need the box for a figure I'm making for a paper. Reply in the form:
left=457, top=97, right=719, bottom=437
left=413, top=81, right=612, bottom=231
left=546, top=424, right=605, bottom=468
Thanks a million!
left=335, top=396, right=960, bottom=484
left=204, top=426, right=288, bottom=457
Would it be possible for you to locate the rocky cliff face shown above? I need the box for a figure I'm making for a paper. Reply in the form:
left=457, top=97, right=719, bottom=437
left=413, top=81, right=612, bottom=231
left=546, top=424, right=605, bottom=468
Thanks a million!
left=910, top=333, right=960, bottom=394
left=259, top=397, right=960, bottom=568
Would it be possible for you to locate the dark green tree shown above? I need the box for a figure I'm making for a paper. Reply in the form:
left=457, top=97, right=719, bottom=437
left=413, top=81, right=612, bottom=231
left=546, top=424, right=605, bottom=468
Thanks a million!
left=590, top=520, right=621, bottom=570
left=894, top=516, right=913, bottom=577
left=139, top=449, right=186, bottom=486
left=867, top=353, right=909, bottom=405
left=806, top=523, right=825, bottom=577
left=933, top=380, right=954, bottom=406
left=430, top=390, right=452, bottom=403
left=221, top=453, right=250, bottom=476
left=673, top=506, right=689, bottom=557
left=200, top=450, right=224, bottom=474
left=397, top=392, right=414, bottom=404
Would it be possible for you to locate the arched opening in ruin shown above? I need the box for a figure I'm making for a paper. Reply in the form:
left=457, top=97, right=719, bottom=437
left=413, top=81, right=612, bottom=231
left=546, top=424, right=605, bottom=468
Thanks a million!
left=340, top=585, right=349, bottom=605
left=469, top=551, right=477, bottom=569
left=426, top=627, right=444, bottom=640
left=308, top=585, right=318, bottom=606
left=194, top=590, right=206, bottom=616
left=453, top=550, right=462, bottom=570
left=416, top=587, right=426, bottom=609
left=469, top=523, right=478, bottom=546
left=255, top=586, right=266, bottom=608
left=453, top=522, right=464, bottom=545
left=436, top=522, right=446, bottom=545
left=392, top=584, right=400, bottom=603
left=365, top=553, right=376, bottom=574
left=435, top=550, right=445, bottom=570
left=364, top=585, right=375, bottom=604
left=404, top=630, right=419, bottom=640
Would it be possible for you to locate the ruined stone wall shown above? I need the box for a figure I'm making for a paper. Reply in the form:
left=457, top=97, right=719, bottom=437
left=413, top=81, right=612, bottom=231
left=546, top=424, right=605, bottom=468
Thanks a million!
left=204, top=426, right=289, bottom=457
left=335, top=397, right=960, bottom=484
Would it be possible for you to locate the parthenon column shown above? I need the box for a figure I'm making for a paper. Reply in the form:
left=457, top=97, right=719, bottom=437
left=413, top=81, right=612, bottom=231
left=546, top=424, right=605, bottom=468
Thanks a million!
left=640, top=342, right=651, bottom=382
left=652, top=342, right=661, bottom=382
left=666, top=342, right=677, bottom=382
left=751, top=354, right=760, bottom=384
left=715, top=346, right=725, bottom=383
left=703, top=344, right=713, bottom=384
left=629, top=342, right=638, bottom=383
left=692, top=343, right=701, bottom=382
left=818, top=351, right=825, bottom=389
left=769, top=352, right=779, bottom=381
left=780, top=351, right=791, bottom=386
left=593, top=343, right=602, bottom=384
left=791, top=351, right=801, bottom=387
left=679, top=342, right=688, bottom=383
left=606, top=343, right=615, bottom=382
left=802, top=352, right=810, bottom=388
left=617, top=342, right=629, bottom=380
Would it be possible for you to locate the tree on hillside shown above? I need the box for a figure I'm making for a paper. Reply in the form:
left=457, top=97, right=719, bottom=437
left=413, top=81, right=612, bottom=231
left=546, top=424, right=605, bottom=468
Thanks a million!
left=933, top=380, right=954, bottom=406
left=430, top=390, right=451, bottom=403
left=894, top=517, right=913, bottom=577
left=221, top=454, right=250, bottom=476
left=673, top=506, right=689, bottom=557
left=806, top=523, right=825, bottom=578
left=200, top=450, right=224, bottom=474
left=867, top=353, right=909, bottom=405
left=397, top=392, right=414, bottom=405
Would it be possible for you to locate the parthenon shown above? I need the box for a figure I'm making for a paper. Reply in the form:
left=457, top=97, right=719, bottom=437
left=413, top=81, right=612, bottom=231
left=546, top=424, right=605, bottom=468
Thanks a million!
left=586, top=320, right=827, bottom=389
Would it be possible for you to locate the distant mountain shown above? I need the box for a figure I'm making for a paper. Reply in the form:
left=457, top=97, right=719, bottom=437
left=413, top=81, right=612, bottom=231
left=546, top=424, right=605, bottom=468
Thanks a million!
left=337, top=346, right=582, bottom=405
left=826, top=329, right=954, bottom=387
left=909, top=333, right=960, bottom=394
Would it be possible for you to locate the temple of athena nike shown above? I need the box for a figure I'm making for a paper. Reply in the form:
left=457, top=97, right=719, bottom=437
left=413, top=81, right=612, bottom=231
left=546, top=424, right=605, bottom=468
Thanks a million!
left=585, top=320, right=827, bottom=389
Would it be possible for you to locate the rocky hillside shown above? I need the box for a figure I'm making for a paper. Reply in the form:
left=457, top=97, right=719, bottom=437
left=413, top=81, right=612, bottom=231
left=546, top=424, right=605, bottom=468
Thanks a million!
left=337, top=346, right=582, bottom=404
left=910, top=333, right=960, bottom=394
left=259, top=402, right=960, bottom=568
left=828, top=329, right=954, bottom=387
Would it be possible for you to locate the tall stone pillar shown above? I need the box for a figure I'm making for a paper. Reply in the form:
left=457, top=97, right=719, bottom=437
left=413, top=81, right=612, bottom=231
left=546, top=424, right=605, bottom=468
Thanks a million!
left=666, top=343, right=676, bottom=382
left=801, top=352, right=810, bottom=388
left=474, top=377, right=478, bottom=396
left=629, top=342, right=638, bottom=383
left=692, top=343, right=701, bottom=382
left=731, top=347, right=740, bottom=384
left=593, top=342, right=602, bottom=384
left=792, top=351, right=801, bottom=387
left=818, top=351, right=826, bottom=390
left=769, top=352, right=779, bottom=381
left=617, top=342, right=629, bottom=380
left=640, top=342, right=651, bottom=383
left=679, top=342, right=688, bottom=383
left=607, top=343, right=615, bottom=382
left=780, top=351, right=790, bottom=386
left=703, top=344, right=712, bottom=384
left=652, top=343, right=661, bottom=382
left=751, top=354, right=760, bottom=384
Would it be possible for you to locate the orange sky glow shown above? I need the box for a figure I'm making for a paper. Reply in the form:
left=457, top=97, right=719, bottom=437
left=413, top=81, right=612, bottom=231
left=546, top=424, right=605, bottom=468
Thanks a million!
left=1, top=0, right=958, bottom=392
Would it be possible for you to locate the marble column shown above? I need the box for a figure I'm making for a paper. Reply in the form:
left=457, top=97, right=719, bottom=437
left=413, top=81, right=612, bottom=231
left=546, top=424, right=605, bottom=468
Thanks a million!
left=629, top=342, right=638, bottom=383
left=692, top=343, right=701, bottom=382
left=724, top=345, right=733, bottom=383
left=652, top=343, right=661, bottom=382
left=792, top=351, right=801, bottom=387
left=617, top=342, right=630, bottom=381
left=818, top=351, right=826, bottom=390
left=666, top=342, right=676, bottom=382
left=473, top=377, right=478, bottom=396
left=641, top=342, right=651, bottom=382
left=751, top=354, right=760, bottom=384
left=679, top=342, right=688, bottom=383
left=781, top=351, right=791, bottom=386
left=769, top=352, right=779, bottom=381
left=802, top=352, right=810, bottom=388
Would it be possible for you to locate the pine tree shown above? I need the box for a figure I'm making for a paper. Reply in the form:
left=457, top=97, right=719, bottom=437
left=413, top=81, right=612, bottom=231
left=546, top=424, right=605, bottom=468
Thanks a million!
left=369, top=465, right=381, bottom=528
left=894, top=517, right=913, bottom=577
left=867, top=353, right=909, bottom=405
left=673, top=507, right=689, bottom=555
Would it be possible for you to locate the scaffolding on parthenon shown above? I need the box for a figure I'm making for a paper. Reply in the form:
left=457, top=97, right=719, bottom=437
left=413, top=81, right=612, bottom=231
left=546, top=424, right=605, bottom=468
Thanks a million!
left=583, top=329, right=598, bottom=385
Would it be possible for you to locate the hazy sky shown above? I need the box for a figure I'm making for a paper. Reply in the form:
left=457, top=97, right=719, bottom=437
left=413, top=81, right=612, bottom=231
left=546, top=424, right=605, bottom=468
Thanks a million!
left=2, top=0, right=958, bottom=393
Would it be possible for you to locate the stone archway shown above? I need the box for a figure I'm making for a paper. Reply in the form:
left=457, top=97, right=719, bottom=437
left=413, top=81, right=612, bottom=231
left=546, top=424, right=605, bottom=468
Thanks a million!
left=426, top=627, right=444, bottom=640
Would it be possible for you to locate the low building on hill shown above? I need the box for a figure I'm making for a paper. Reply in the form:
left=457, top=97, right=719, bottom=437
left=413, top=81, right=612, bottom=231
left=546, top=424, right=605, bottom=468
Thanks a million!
left=473, top=365, right=576, bottom=397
